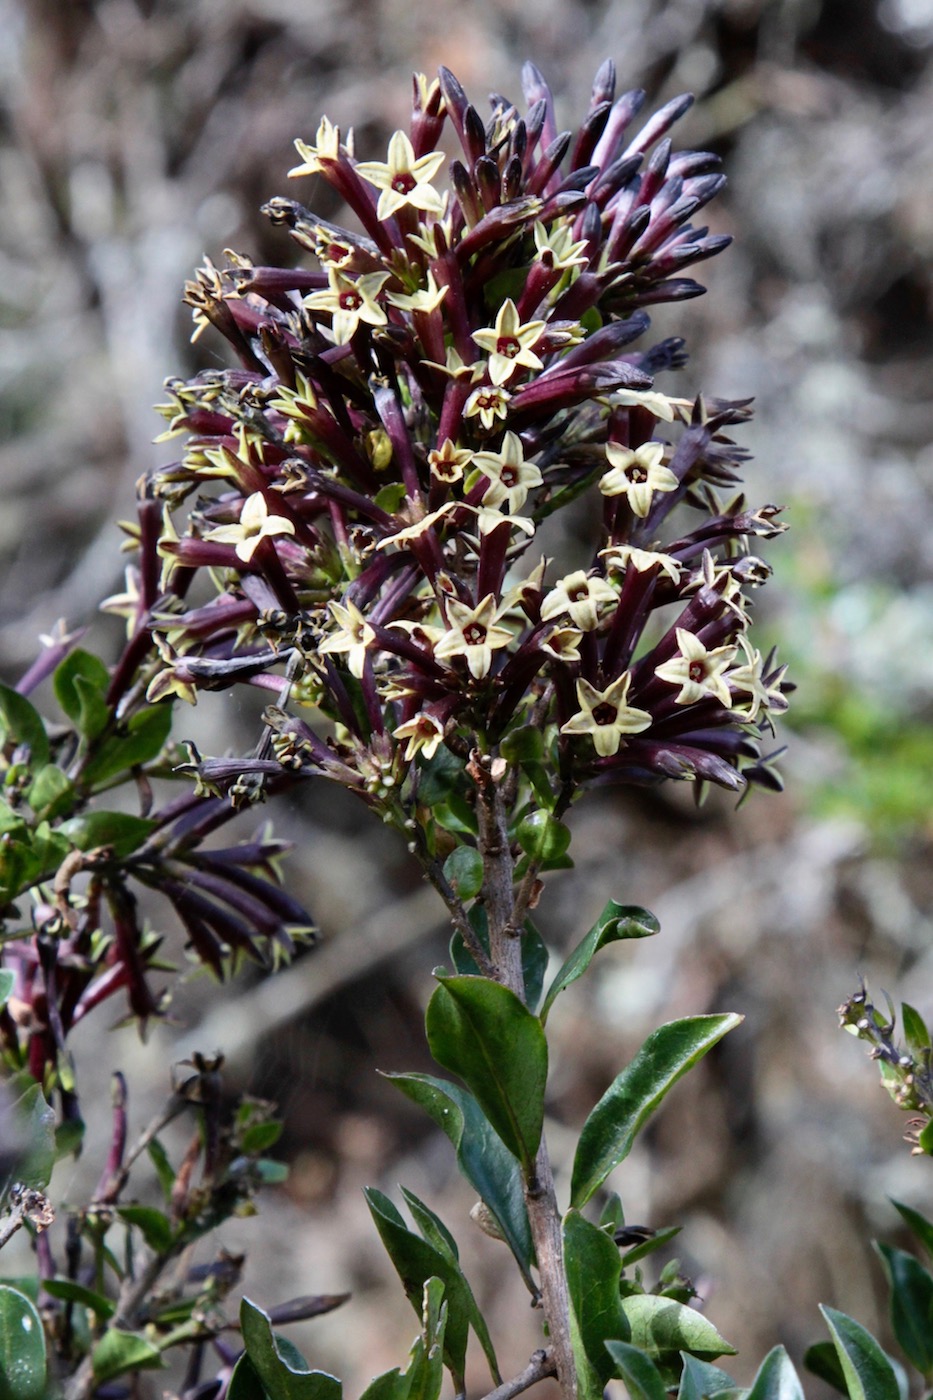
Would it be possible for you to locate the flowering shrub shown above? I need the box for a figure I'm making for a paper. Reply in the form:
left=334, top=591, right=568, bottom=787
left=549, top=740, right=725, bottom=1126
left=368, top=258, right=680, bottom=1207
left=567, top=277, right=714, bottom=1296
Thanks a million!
left=1, top=58, right=927, bottom=1400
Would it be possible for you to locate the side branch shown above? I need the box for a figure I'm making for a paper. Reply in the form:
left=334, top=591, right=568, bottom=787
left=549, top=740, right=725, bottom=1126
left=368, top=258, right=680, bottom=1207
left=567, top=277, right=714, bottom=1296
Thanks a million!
left=480, top=1349, right=556, bottom=1400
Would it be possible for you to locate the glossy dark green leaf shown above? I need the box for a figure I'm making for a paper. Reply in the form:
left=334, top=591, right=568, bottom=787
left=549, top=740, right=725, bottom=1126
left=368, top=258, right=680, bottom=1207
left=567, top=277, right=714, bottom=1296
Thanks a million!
left=541, top=902, right=659, bottom=1022
left=116, top=1205, right=174, bottom=1254
left=0, top=1284, right=47, bottom=1400
left=605, top=1340, right=668, bottom=1400
left=91, top=1328, right=163, bottom=1385
left=26, top=765, right=73, bottom=822
left=918, top=1121, right=933, bottom=1157
left=515, top=810, right=572, bottom=869
left=744, top=1346, right=805, bottom=1400
left=358, top=1370, right=407, bottom=1400
left=82, top=702, right=173, bottom=788
left=819, top=1305, right=900, bottom=1400
left=678, top=1353, right=739, bottom=1400
left=417, top=746, right=465, bottom=807
left=564, top=1210, right=629, bottom=1386
left=900, top=1004, right=930, bottom=1055
left=804, top=1341, right=848, bottom=1395
left=500, top=726, right=545, bottom=763
left=58, top=811, right=156, bottom=858
left=571, top=1014, right=742, bottom=1208
left=53, top=649, right=111, bottom=740
left=9, top=1078, right=55, bottom=1191
left=519, top=919, right=548, bottom=1012
left=398, top=1188, right=499, bottom=1382
left=891, top=1199, right=933, bottom=1259
left=227, top=1353, right=268, bottom=1400
left=620, top=1296, right=735, bottom=1362
left=42, top=1279, right=114, bottom=1320
left=240, top=1297, right=341, bottom=1400
left=425, top=975, right=547, bottom=1173
left=875, top=1242, right=933, bottom=1374
left=620, top=1226, right=682, bottom=1269
left=442, top=846, right=484, bottom=901
left=364, top=1189, right=472, bottom=1390
left=0, top=685, right=49, bottom=770
left=384, top=1073, right=534, bottom=1287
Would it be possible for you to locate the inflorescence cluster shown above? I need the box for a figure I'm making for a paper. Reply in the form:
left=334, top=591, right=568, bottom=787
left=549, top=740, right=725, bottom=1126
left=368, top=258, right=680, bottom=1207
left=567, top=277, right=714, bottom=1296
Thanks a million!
left=133, top=61, right=789, bottom=824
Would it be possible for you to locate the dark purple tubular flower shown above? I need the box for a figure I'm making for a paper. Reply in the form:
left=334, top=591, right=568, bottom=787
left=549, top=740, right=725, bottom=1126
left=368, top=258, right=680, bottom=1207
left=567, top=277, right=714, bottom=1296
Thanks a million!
left=134, top=60, right=788, bottom=815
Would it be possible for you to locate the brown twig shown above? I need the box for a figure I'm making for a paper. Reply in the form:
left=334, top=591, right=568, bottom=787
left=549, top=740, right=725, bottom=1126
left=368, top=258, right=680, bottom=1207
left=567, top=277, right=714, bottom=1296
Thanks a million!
left=480, top=1349, right=556, bottom=1400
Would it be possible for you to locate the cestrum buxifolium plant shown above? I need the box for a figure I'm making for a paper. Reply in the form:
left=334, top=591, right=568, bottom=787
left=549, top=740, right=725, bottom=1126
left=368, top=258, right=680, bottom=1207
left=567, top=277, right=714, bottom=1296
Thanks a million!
left=4, top=57, right=915, bottom=1400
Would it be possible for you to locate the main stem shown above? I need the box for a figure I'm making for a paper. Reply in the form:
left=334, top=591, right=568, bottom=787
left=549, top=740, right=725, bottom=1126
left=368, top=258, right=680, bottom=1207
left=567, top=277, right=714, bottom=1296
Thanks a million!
left=471, top=752, right=578, bottom=1400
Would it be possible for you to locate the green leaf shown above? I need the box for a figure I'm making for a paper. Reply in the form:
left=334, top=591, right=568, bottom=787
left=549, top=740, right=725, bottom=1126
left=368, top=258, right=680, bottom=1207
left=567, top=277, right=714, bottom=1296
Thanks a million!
left=241, top=1121, right=283, bottom=1155
left=384, top=1073, right=535, bottom=1287
left=605, top=1340, right=668, bottom=1400
left=240, top=1297, right=341, bottom=1400
left=745, top=1346, right=805, bottom=1400
left=255, top=1159, right=289, bottom=1184
left=0, top=970, right=14, bottom=1008
left=425, top=975, right=547, bottom=1173
left=82, top=702, right=173, bottom=788
left=0, top=1284, right=47, bottom=1400
left=116, top=1205, right=174, bottom=1253
left=54, top=1117, right=85, bottom=1161
left=678, top=1354, right=739, bottom=1400
left=147, top=1139, right=176, bottom=1203
left=228, top=1353, right=268, bottom=1400
left=891, top=1199, right=933, bottom=1259
left=515, top=811, right=572, bottom=869
left=442, top=846, right=484, bottom=901
left=409, top=1278, right=447, bottom=1400
left=900, top=1003, right=930, bottom=1054
left=571, top=1014, right=742, bottom=1208
left=620, top=1226, right=683, bottom=1269
left=500, top=726, right=545, bottom=763
left=42, top=1279, right=114, bottom=1320
left=9, top=1078, right=55, bottom=1191
left=804, top=1341, right=848, bottom=1395
left=53, top=649, right=111, bottom=740
left=819, top=1305, right=900, bottom=1400
left=398, top=1188, right=499, bottom=1382
left=564, top=1210, right=629, bottom=1386
left=519, top=919, right=548, bottom=1013
left=364, top=1190, right=470, bottom=1390
left=417, top=746, right=465, bottom=807
left=918, top=1121, right=933, bottom=1157
left=58, top=811, right=156, bottom=858
left=541, top=902, right=659, bottom=1022
left=875, top=1242, right=933, bottom=1375
left=358, top=1371, right=408, bottom=1400
left=0, top=685, right=49, bottom=770
left=91, top=1328, right=163, bottom=1385
left=26, top=765, right=73, bottom=822
left=620, top=1296, right=735, bottom=1362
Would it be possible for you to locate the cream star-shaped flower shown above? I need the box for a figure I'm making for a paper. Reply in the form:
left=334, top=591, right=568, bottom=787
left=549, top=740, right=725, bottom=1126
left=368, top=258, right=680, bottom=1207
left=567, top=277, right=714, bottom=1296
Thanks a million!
left=304, top=268, right=389, bottom=344
left=464, top=385, right=511, bottom=430
left=355, top=130, right=445, bottom=221
left=654, top=628, right=737, bottom=707
left=472, top=299, right=546, bottom=386
left=598, top=442, right=678, bottom=518
left=393, top=711, right=446, bottom=762
left=289, top=117, right=349, bottom=176
left=540, top=571, right=618, bottom=632
left=387, top=270, right=448, bottom=314
left=434, top=595, right=512, bottom=679
left=727, top=636, right=790, bottom=726
left=560, top=674, right=652, bottom=757
left=202, top=493, right=296, bottom=564
left=468, top=432, right=543, bottom=513
left=428, top=439, right=472, bottom=485
left=317, top=599, right=376, bottom=679
left=599, top=544, right=683, bottom=584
